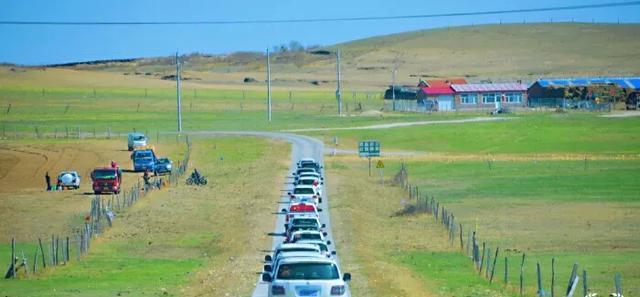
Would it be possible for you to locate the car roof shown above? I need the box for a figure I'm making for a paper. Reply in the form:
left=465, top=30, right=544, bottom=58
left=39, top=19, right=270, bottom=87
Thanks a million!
left=276, top=251, right=322, bottom=258
left=291, top=217, right=319, bottom=221
left=298, top=176, right=319, bottom=180
left=278, top=256, right=335, bottom=265
left=291, top=230, right=323, bottom=236
left=299, top=158, right=316, bottom=162
left=276, top=243, right=320, bottom=250
left=299, top=172, right=320, bottom=176
left=294, top=185, right=315, bottom=189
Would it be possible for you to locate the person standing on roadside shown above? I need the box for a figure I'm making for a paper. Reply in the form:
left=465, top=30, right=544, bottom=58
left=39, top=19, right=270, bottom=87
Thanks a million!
left=45, top=171, right=51, bottom=191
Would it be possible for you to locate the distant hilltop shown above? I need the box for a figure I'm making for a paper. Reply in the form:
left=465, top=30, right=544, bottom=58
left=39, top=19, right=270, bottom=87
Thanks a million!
left=3, top=23, right=640, bottom=90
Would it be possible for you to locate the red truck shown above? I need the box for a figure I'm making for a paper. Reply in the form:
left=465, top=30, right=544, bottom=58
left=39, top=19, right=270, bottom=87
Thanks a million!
left=91, top=167, right=122, bottom=195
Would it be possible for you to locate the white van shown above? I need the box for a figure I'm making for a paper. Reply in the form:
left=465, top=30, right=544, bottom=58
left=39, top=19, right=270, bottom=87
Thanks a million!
left=127, top=132, right=147, bottom=151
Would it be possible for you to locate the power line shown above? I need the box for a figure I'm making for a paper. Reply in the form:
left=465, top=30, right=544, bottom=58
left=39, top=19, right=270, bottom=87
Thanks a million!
left=1, top=1, right=639, bottom=26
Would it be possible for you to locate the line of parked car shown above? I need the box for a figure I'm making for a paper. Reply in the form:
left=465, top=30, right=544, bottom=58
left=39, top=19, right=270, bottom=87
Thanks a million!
left=53, top=132, right=174, bottom=195
left=261, top=158, right=351, bottom=297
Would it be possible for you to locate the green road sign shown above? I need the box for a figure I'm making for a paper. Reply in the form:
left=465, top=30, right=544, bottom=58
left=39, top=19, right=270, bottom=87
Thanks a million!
left=359, top=140, right=380, bottom=157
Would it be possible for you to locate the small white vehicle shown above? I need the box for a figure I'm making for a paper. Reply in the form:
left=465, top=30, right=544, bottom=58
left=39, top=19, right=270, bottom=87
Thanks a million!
left=289, top=185, right=321, bottom=205
left=57, top=171, right=80, bottom=190
left=296, top=176, right=323, bottom=196
left=127, top=132, right=147, bottom=151
left=262, top=256, right=351, bottom=297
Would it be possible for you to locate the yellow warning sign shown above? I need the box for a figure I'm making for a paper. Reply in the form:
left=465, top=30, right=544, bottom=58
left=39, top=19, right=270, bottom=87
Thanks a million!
left=376, top=160, right=384, bottom=168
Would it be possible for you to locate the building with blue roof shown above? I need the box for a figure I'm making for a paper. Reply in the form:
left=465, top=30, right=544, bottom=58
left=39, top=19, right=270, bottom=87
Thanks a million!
left=528, top=77, right=640, bottom=100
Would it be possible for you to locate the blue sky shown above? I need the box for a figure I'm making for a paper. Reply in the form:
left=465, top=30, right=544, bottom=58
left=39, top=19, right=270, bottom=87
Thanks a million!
left=1, top=0, right=639, bottom=65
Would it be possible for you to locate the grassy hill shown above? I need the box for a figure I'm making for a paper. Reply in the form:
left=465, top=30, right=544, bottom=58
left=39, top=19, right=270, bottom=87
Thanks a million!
left=4, top=23, right=640, bottom=90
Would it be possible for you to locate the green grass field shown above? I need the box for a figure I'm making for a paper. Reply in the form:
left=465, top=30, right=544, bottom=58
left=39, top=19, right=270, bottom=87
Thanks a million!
left=311, top=112, right=640, bottom=154
left=0, top=85, right=468, bottom=134
left=368, top=157, right=640, bottom=295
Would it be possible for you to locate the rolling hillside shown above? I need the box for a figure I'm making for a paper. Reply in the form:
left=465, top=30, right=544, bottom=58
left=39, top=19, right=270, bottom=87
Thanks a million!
left=4, top=23, right=640, bottom=90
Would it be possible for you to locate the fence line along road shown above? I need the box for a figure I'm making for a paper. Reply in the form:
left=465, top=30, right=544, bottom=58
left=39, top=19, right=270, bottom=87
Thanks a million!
left=393, top=163, right=625, bottom=297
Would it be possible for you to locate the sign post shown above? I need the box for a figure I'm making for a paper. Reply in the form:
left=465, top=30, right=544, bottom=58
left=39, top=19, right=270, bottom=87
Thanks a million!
left=359, top=140, right=380, bottom=177
left=376, top=160, right=385, bottom=186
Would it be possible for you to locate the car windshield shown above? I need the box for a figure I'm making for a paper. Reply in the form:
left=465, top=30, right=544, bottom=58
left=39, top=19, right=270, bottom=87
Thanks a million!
left=157, top=158, right=169, bottom=164
left=291, top=226, right=318, bottom=233
left=294, top=233, right=322, bottom=240
left=276, top=247, right=318, bottom=256
left=301, top=162, right=317, bottom=169
left=276, top=263, right=339, bottom=280
left=136, top=152, right=152, bottom=158
left=93, top=170, right=116, bottom=179
left=294, top=188, right=315, bottom=195
left=299, top=179, right=316, bottom=185
left=133, top=136, right=145, bottom=141
left=293, top=218, right=318, bottom=226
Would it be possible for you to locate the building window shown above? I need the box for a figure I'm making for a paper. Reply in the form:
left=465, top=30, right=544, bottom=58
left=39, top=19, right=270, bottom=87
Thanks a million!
left=482, top=93, right=497, bottom=104
left=460, top=93, right=477, bottom=104
left=505, top=92, right=523, bottom=103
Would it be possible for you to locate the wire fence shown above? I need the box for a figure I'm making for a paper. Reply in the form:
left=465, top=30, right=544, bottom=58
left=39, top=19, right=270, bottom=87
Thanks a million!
left=393, top=163, right=624, bottom=297
left=4, top=137, right=191, bottom=279
left=528, top=98, right=612, bottom=111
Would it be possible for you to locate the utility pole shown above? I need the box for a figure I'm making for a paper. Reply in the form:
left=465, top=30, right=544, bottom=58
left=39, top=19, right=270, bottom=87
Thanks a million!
left=267, top=49, right=272, bottom=123
left=392, top=68, right=397, bottom=111
left=336, top=49, right=342, bottom=116
left=175, top=52, right=183, bottom=133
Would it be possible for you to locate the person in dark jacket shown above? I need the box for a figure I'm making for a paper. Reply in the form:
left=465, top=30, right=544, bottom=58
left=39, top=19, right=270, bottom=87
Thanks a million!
left=45, top=171, right=51, bottom=191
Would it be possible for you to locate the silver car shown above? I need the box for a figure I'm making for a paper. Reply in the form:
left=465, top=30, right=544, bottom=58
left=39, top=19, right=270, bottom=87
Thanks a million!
left=262, top=256, right=351, bottom=297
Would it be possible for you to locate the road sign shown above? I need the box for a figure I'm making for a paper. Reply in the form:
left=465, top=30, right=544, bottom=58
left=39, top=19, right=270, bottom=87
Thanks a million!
left=359, top=140, right=380, bottom=157
left=376, top=160, right=384, bottom=168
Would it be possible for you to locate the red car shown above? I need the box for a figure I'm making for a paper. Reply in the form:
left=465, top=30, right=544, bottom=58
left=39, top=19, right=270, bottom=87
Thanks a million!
left=91, top=167, right=122, bottom=194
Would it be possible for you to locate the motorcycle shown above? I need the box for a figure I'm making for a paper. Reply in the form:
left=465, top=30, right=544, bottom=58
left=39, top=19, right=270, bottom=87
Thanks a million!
left=186, top=172, right=208, bottom=186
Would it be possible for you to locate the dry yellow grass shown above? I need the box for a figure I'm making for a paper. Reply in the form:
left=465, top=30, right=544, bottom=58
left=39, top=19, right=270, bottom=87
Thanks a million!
left=327, top=157, right=452, bottom=297
left=0, top=139, right=180, bottom=242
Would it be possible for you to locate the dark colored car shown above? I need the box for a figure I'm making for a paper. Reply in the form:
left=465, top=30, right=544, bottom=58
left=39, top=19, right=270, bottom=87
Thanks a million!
left=154, top=158, right=172, bottom=175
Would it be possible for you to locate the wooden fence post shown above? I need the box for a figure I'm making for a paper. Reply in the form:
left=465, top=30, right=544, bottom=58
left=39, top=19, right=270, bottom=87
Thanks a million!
left=33, top=246, right=38, bottom=274
left=551, top=258, right=556, bottom=297
left=459, top=223, right=464, bottom=251
left=582, top=270, right=587, bottom=297
left=566, top=263, right=578, bottom=296
left=486, top=247, right=491, bottom=278
left=520, top=253, right=526, bottom=296
left=479, top=242, right=486, bottom=274
left=11, top=237, right=16, bottom=278
left=65, top=237, right=70, bottom=264
left=490, top=247, right=499, bottom=283
left=536, top=262, right=543, bottom=296
left=38, top=238, right=46, bottom=268
left=504, top=257, right=509, bottom=285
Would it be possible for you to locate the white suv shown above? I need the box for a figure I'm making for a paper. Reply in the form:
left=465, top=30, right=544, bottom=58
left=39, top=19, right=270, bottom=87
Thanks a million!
left=289, top=185, right=321, bottom=205
left=262, top=256, right=351, bottom=297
